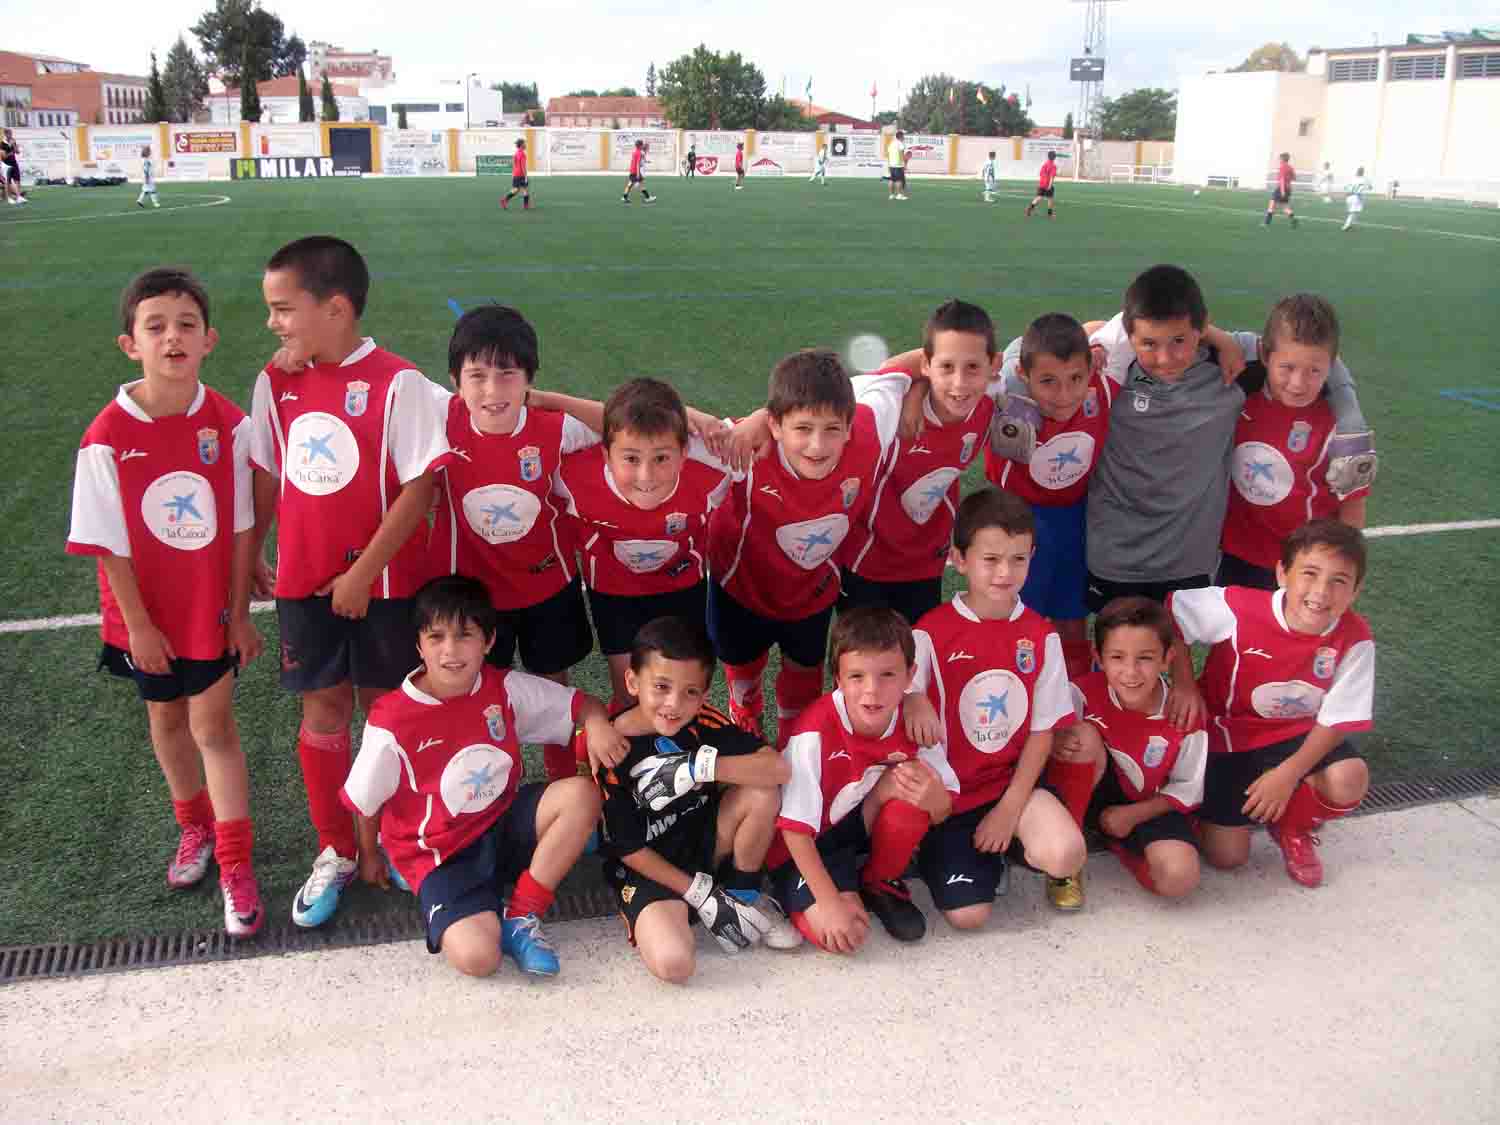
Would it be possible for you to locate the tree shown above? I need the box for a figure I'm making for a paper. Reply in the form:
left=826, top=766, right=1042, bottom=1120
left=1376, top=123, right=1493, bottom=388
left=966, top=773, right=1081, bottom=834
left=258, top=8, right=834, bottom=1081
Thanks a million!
left=755, top=94, right=817, bottom=131
left=490, top=81, right=540, bottom=111
left=238, top=38, right=262, bottom=122
left=320, top=78, right=339, bottom=122
left=645, top=62, right=657, bottom=98
left=297, top=66, right=314, bottom=121
left=1096, top=87, right=1176, bottom=140
left=601, top=86, right=638, bottom=97
left=1062, top=111, right=1074, bottom=140
left=395, top=104, right=408, bottom=129
left=564, top=88, right=599, bottom=98
left=162, top=35, right=210, bottom=123
left=192, top=1, right=306, bottom=85
left=1229, top=42, right=1305, bottom=73
left=898, top=74, right=1034, bottom=136
left=143, top=52, right=171, bottom=123
left=657, top=44, right=769, bottom=129
left=874, top=110, right=899, bottom=126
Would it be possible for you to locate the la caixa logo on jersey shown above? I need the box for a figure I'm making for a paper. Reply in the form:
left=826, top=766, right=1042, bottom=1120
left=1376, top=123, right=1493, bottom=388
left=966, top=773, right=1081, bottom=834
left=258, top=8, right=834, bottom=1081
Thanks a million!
left=229, top=156, right=363, bottom=180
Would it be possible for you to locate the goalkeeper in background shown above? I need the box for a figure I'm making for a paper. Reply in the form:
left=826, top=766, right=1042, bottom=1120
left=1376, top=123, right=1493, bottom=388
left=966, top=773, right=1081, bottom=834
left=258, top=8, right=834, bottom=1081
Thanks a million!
left=598, top=616, right=802, bottom=982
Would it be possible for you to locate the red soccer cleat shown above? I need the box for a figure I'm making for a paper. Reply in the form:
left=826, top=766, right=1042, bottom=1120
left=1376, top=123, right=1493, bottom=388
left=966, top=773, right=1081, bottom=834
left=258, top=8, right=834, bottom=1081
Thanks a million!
left=1267, top=822, right=1323, bottom=887
left=500, top=197, right=509, bottom=210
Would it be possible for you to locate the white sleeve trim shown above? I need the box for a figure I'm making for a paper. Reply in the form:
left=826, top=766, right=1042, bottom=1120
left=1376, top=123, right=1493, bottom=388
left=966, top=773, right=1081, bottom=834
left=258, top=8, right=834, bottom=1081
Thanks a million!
left=779, top=732, right=826, bottom=832
left=852, top=370, right=911, bottom=454
left=917, top=743, right=961, bottom=794
left=561, top=415, right=602, bottom=455
left=343, top=723, right=403, bottom=817
left=1318, top=639, right=1375, bottom=728
left=248, top=372, right=279, bottom=476
left=231, top=416, right=255, bottom=534
left=389, top=371, right=451, bottom=484
left=1170, top=587, right=1236, bottom=646
left=1160, top=730, right=1207, bottom=810
left=1091, top=313, right=1132, bottom=387
left=69, top=444, right=130, bottom=557
left=1030, top=633, right=1074, bottom=731
left=503, top=671, right=579, bottom=747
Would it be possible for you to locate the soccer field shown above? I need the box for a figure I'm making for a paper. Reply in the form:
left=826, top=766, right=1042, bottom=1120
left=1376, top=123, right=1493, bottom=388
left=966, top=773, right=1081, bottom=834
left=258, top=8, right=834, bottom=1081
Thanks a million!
left=1, top=174, right=1496, bottom=946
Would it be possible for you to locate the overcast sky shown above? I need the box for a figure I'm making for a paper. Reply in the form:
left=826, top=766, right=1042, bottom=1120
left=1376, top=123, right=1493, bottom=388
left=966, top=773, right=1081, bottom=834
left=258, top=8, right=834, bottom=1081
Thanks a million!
left=7, top=1, right=1497, bottom=123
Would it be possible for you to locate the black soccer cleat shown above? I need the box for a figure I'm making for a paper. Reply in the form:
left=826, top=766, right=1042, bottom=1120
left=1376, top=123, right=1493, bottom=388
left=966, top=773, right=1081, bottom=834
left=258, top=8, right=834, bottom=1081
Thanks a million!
left=860, top=878, right=926, bottom=942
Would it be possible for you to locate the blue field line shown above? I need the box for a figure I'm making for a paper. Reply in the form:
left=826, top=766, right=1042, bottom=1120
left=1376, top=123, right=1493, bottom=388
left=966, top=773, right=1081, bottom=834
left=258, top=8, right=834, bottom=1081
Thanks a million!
left=1439, top=389, right=1500, bottom=412
left=446, top=298, right=464, bottom=319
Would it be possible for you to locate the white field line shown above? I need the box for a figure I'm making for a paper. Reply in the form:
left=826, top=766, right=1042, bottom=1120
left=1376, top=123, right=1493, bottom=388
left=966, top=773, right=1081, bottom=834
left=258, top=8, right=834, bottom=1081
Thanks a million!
left=2, top=194, right=231, bottom=225
left=6, top=518, right=1498, bottom=636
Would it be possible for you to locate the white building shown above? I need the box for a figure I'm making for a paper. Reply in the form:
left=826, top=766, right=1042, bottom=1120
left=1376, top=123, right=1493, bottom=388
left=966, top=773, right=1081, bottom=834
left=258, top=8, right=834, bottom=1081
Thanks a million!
left=204, top=76, right=367, bottom=125
left=363, top=79, right=502, bottom=129
left=1174, top=36, right=1500, bottom=194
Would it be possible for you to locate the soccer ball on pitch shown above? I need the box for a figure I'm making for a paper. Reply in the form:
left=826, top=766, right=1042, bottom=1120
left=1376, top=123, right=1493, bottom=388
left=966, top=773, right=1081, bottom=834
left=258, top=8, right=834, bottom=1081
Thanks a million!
left=1193, top=189, right=1201, bottom=196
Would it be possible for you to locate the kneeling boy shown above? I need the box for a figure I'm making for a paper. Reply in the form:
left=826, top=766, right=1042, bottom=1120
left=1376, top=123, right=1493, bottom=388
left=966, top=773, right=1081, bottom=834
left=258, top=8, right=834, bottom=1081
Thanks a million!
left=1168, top=520, right=1373, bottom=887
left=341, top=575, right=622, bottom=978
left=769, top=607, right=959, bottom=951
left=599, top=616, right=800, bottom=982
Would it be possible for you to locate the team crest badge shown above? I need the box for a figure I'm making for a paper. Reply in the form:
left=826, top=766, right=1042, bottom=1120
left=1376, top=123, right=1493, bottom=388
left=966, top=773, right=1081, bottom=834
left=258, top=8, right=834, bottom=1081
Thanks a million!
left=483, top=703, right=506, bottom=742
left=196, top=427, right=220, bottom=466
left=1313, top=647, right=1337, bottom=680
left=1133, top=392, right=1150, bottom=413
left=1016, top=638, right=1035, bottom=675
left=1143, top=735, right=1168, bottom=768
left=840, top=477, right=861, bottom=510
left=1288, top=420, right=1312, bottom=454
left=344, top=380, right=370, bottom=417
left=517, top=445, right=542, bottom=482
left=959, top=431, right=978, bottom=464
left=665, top=511, right=687, bottom=536
left=1083, top=389, right=1099, bottom=418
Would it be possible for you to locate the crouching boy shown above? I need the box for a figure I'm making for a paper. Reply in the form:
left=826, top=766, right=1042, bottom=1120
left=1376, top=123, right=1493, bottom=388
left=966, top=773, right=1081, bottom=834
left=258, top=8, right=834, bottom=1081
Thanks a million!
left=599, top=616, right=801, bottom=982
left=341, top=575, right=622, bottom=978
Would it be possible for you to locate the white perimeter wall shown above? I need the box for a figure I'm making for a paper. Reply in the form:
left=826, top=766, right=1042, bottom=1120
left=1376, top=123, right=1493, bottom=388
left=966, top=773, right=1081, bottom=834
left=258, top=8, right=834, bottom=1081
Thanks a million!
left=1173, top=72, right=1276, bottom=186
left=1446, top=78, right=1500, bottom=179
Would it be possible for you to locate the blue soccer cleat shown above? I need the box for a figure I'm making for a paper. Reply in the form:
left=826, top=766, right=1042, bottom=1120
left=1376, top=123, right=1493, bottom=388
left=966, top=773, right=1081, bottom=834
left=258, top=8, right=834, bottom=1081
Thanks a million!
left=290, top=845, right=357, bottom=928
left=501, top=913, right=560, bottom=977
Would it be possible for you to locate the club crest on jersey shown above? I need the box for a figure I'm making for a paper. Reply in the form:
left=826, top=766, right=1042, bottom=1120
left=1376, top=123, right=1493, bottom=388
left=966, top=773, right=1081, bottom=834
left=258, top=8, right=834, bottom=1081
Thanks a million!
left=196, top=427, right=220, bottom=465
left=483, top=703, right=506, bottom=742
left=517, top=445, right=542, bottom=482
left=1288, top=420, right=1312, bottom=453
left=1313, top=647, right=1337, bottom=680
left=959, top=431, right=978, bottom=464
left=840, top=477, right=861, bottom=509
left=344, top=380, right=370, bottom=417
left=665, top=511, right=687, bottom=536
left=1143, top=735, right=1168, bottom=769
left=1016, top=637, right=1036, bottom=675
left=1133, top=392, right=1150, bottom=413
left=1083, top=389, right=1099, bottom=418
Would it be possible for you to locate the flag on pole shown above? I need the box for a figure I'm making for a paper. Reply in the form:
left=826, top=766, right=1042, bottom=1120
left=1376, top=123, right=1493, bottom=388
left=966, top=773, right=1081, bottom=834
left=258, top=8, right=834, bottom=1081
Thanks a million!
left=948, top=87, right=956, bottom=104
left=805, top=76, right=813, bottom=102
left=976, top=87, right=988, bottom=105
left=1025, top=84, right=1033, bottom=108
left=870, top=81, right=878, bottom=99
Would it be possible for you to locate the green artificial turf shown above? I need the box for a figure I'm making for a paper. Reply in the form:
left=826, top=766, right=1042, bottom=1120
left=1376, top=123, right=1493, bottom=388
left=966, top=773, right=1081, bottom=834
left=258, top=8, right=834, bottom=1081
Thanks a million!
left=0, top=174, right=1495, bottom=945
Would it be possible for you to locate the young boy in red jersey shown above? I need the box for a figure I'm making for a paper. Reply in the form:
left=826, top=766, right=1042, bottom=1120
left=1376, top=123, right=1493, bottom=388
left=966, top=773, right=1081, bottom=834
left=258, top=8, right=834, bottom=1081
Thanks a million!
left=67, top=267, right=265, bottom=936
left=770, top=607, right=959, bottom=950
left=342, top=575, right=620, bottom=978
left=1265, top=151, right=1298, bottom=228
left=840, top=299, right=999, bottom=629
left=249, top=235, right=451, bottom=929
left=904, top=488, right=1089, bottom=922
left=1167, top=520, right=1373, bottom=888
left=1061, top=597, right=1206, bottom=898
left=599, top=616, right=801, bottom=981
left=428, top=305, right=596, bottom=782
left=1024, top=150, right=1059, bottom=218
left=708, top=350, right=907, bottom=744
left=1220, top=295, right=1370, bottom=591
left=622, top=139, right=656, bottom=204
left=534, top=378, right=732, bottom=715
left=499, top=138, right=531, bottom=210
left=733, top=141, right=745, bottom=190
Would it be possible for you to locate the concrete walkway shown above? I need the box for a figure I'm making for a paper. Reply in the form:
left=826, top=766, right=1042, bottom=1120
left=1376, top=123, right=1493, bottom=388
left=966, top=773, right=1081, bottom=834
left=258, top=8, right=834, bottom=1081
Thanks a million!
left=4, top=797, right=1498, bottom=1124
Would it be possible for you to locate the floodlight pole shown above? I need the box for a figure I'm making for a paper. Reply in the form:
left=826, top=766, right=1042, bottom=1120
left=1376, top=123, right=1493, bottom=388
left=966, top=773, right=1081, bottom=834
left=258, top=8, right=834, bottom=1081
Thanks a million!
left=465, top=72, right=478, bottom=130
left=1072, top=0, right=1124, bottom=178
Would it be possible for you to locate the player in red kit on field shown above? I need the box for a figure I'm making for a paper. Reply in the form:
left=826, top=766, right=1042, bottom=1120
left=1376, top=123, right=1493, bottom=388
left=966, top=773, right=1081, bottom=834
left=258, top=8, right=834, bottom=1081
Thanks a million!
left=1025, top=151, right=1059, bottom=218
left=500, top=138, right=531, bottom=210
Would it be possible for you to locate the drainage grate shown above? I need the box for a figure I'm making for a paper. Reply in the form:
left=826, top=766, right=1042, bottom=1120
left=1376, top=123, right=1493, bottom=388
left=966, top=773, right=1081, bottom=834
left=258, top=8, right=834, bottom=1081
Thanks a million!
left=4, top=769, right=1498, bottom=985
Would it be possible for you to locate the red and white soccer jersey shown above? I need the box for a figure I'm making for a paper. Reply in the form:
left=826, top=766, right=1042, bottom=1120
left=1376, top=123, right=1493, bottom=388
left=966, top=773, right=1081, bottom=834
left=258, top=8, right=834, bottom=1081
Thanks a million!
left=1038, top=159, right=1058, bottom=191
left=629, top=147, right=645, bottom=177
left=341, top=664, right=582, bottom=890
left=249, top=338, right=450, bottom=600
left=67, top=383, right=253, bottom=661
left=912, top=594, right=1074, bottom=813
left=777, top=690, right=958, bottom=839
left=513, top=147, right=528, bottom=179
left=846, top=370, right=995, bottom=582
left=985, top=369, right=1113, bottom=508
left=1073, top=671, right=1206, bottom=811
left=1168, top=585, right=1375, bottom=754
left=430, top=395, right=595, bottom=610
left=554, top=440, right=732, bottom=596
left=1222, top=390, right=1366, bottom=569
left=707, top=373, right=903, bottom=621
